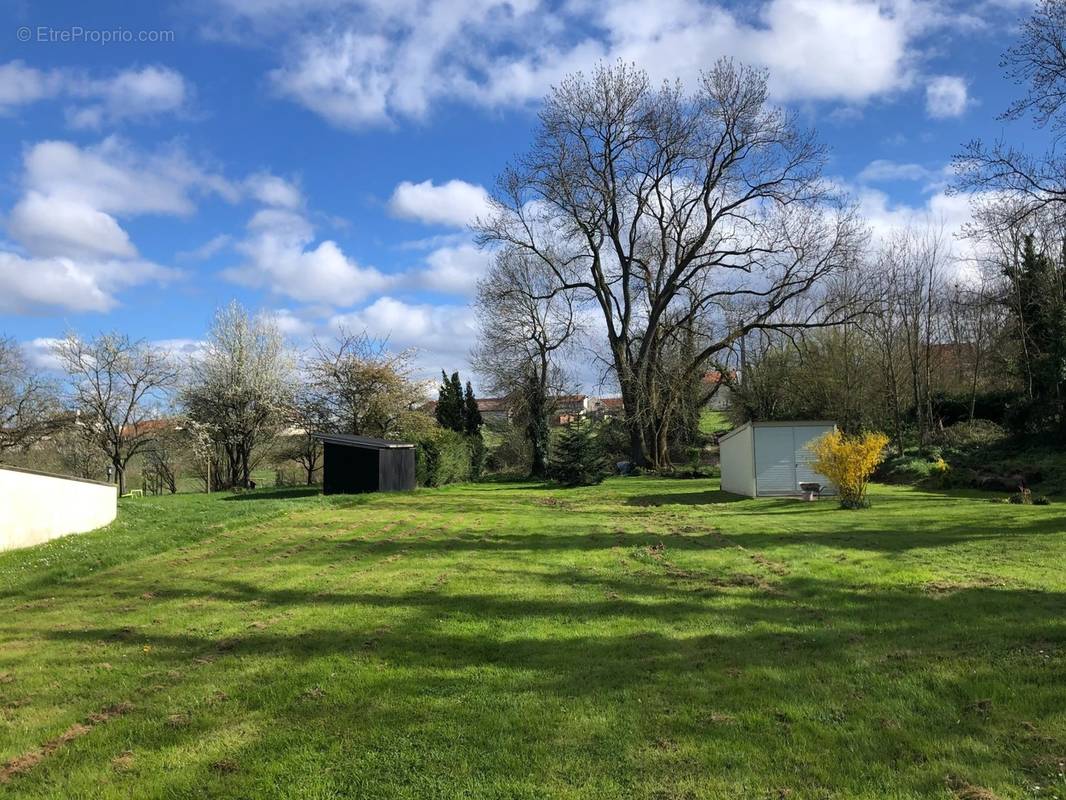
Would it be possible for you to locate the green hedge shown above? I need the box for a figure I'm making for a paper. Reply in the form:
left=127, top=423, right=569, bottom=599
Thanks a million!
left=415, top=429, right=483, bottom=487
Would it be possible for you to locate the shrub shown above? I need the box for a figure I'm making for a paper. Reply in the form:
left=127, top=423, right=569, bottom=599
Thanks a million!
left=808, top=429, right=889, bottom=509
left=415, top=429, right=475, bottom=487
left=939, top=419, right=1008, bottom=449
left=1009, top=487, right=1033, bottom=505
left=274, top=468, right=299, bottom=487
left=549, top=421, right=608, bottom=487
left=928, top=456, right=950, bottom=487
left=468, top=434, right=485, bottom=481
left=878, top=455, right=933, bottom=484
left=595, top=416, right=631, bottom=463
left=484, top=425, right=531, bottom=475
left=1034, top=495, right=1052, bottom=505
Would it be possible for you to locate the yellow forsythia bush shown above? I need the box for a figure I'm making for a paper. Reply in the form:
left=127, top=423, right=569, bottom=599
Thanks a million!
left=808, top=429, right=889, bottom=509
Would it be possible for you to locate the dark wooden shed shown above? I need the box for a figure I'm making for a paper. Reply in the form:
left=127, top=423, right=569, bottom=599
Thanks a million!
left=313, top=433, right=416, bottom=495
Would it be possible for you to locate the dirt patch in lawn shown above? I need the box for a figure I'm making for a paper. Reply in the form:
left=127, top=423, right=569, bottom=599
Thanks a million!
left=0, top=701, right=132, bottom=784
left=924, top=576, right=1008, bottom=596
left=946, top=776, right=1003, bottom=800
left=750, top=553, right=790, bottom=576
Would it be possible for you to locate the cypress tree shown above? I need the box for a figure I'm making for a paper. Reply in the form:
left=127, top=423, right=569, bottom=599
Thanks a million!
left=463, top=381, right=483, bottom=435
left=435, top=370, right=464, bottom=432
left=524, top=368, right=550, bottom=478
left=448, top=372, right=464, bottom=430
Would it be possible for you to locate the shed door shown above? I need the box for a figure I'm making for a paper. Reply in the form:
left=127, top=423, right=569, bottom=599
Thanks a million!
left=754, top=427, right=797, bottom=495
left=793, top=426, right=829, bottom=488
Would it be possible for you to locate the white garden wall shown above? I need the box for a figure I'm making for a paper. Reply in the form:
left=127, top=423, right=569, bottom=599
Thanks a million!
left=0, top=465, right=117, bottom=551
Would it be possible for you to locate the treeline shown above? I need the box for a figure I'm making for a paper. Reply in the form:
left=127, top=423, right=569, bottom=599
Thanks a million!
left=0, top=303, right=478, bottom=494
left=470, top=4, right=1066, bottom=474
left=730, top=223, right=1065, bottom=453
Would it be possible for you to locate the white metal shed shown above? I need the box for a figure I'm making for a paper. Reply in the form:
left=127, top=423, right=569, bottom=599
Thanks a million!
left=719, top=421, right=836, bottom=497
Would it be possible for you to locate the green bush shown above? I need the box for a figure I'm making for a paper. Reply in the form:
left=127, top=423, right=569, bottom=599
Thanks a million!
left=549, top=421, right=609, bottom=487
left=939, top=419, right=1008, bottom=449
left=879, top=455, right=934, bottom=484
left=469, top=434, right=485, bottom=481
left=1009, top=489, right=1032, bottom=505
left=484, top=425, right=532, bottom=475
left=416, top=429, right=476, bottom=487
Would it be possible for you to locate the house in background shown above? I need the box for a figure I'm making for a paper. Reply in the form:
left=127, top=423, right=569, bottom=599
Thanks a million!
left=475, top=397, right=511, bottom=425
left=420, top=397, right=511, bottom=425
left=702, top=370, right=735, bottom=411
left=552, top=394, right=592, bottom=425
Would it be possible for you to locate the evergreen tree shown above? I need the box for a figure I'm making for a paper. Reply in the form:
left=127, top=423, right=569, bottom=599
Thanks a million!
left=549, top=421, right=608, bottom=486
left=435, top=370, right=464, bottom=432
left=1006, top=236, right=1066, bottom=434
left=449, top=372, right=464, bottom=429
left=523, top=368, right=550, bottom=478
left=463, top=381, right=483, bottom=435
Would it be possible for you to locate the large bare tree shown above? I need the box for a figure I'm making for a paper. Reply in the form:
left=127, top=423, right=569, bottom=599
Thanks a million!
left=954, top=0, right=1066, bottom=227
left=476, top=60, right=864, bottom=466
left=472, top=249, right=580, bottom=476
left=54, top=332, right=177, bottom=494
left=0, top=336, right=58, bottom=454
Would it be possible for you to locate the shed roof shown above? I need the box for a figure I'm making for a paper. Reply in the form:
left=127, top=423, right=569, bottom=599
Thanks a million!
left=718, top=420, right=836, bottom=444
left=312, top=433, right=415, bottom=449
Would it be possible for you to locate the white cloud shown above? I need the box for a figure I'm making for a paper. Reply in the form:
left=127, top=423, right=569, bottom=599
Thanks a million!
left=0, top=61, right=63, bottom=109
left=21, top=138, right=235, bottom=216
left=856, top=185, right=975, bottom=247
left=329, top=296, right=477, bottom=374
left=0, top=61, right=189, bottom=126
left=857, top=159, right=947, bottom=184
left=244, top=172, right=304, bottom=209
left=21, top=338, right=66, bottom=372
left=223, top=207, right=393, bottom=305
left=413, top=242, right=494, bottom=294
left=925, top=75, right=968, bottom=119
left=262, top=0, right=927, bottom=128
left=0, top=138, right=228, bottom=314
left=67, top=65, right=189, bottom=129
left=154, top=338, right=211, bottom=364
left=388, top=179, right=492, bottom=227
left=0, top=251, right=175, bottom=314
left=260, top=308, right=316, bottom=339
left=8, top=191, right=136, bottom=259
left=177, top=233, right=233, bottom=261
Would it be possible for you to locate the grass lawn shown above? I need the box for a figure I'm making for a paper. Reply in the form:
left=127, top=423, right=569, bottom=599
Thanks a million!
left=1, top=479, right=1064, bottom=799
left=699, top=409, right=733, bottom=435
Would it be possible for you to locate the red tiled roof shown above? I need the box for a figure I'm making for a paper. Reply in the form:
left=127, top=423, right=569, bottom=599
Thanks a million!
left=702, top=370, right=736, bottom=385
left=420, top=398, right=509, bottom=413
left=119, top=418, right=179, bottom=438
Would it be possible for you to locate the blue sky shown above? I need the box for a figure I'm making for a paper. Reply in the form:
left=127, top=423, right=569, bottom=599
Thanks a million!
left=0, top=0, right=1042, bottom=385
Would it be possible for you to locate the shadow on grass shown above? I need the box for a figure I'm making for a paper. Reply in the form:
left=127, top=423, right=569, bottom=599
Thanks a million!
left=627, top=489, right=747, bottom=506
left=223, top=487, right=322, bottom=501
left=39, top=577, right=1066, bottom=699
left=12, top=518, right=1066, bottom=797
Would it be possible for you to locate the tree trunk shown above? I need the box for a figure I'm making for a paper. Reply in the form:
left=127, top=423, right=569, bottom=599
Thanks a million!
left=114, top=458, right=126, bottom=496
